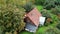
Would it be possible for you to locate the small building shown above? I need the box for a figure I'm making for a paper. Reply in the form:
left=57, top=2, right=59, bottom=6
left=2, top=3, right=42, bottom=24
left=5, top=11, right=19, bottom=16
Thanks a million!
left=24, top=8, right=46, bottom=32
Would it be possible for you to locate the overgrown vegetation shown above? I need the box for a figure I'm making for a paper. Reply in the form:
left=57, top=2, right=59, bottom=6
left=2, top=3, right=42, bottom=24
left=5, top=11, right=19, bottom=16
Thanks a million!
left=0, top=0, right=25, bottom=34
left=23, top=2, right=35, bottom=13
left=0, top=0, right=60, bottom=34
left=44, top=0, right=60, bottom=10
left=56, top=21, right=60, bottom=30
left=35, top=0, right=45, bottom=5
left=34, top=0, right=60, bottom=34
left=35, top=0, right=60, bottom=10
left=51, top=6, right=60, bottom=15
left=45, top=27, right=60, bottom=34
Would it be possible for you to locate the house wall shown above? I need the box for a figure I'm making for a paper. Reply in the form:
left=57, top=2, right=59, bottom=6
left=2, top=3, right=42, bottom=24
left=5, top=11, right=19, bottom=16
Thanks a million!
left=39, top=16, right=46, bottom=25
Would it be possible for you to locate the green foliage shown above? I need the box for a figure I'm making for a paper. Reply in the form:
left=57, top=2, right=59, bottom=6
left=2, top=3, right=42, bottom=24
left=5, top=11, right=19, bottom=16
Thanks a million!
left=44, top=0, right=60, bottom=10
left=45, top=29, right=56, bottom=34
left=0, top=0, right=25, bottom=34
left=35, top=0, right=45, bottom=5
left=36, top=5, right=43, bottom=11
left=45, top=28, right=60, bottom=34
left=44, top=0, right=56, bottom=10
left=56, top=22, right=60, bottom=30
left=23, top=2, right=35, bottom=13
left=55, top=0, right=60, bottom=5
left=0, top=26, right=4, bottom=34
left=41, top=9, right=51, bottom=18
left=41, top=9, right=52, bottom=26
left=51, top=6, right=60, bottom=15
left=41, top=9, right=59, bottom=26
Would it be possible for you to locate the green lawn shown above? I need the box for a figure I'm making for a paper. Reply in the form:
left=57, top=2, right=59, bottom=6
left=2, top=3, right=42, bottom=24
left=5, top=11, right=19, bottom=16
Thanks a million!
left=36, top=5, right=43, bottom=11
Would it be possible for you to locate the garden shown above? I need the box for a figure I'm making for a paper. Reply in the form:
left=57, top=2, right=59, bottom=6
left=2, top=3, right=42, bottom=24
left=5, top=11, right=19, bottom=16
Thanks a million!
left=0, top=0, right=60, bottom=34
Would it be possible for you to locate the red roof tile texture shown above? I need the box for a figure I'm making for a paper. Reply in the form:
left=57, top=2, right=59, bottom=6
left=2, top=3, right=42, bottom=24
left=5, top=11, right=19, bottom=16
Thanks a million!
left=26, top=8, right=42, bottom=26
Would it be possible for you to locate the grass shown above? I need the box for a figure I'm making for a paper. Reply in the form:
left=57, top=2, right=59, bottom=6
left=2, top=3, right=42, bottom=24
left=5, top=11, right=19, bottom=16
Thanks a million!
left=36, top=5, right=43, bottom=11
left=36, top=26, right=48, bottom=34
left=20, top=30, right=33, bottom=34
left=20, top=21, right=58, bottom=34
left=36, top=23, right=57, bottom=34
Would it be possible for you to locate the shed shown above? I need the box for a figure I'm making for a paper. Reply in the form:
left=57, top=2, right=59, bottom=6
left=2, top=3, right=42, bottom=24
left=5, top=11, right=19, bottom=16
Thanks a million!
left=24, top=8, right=46, bottom=32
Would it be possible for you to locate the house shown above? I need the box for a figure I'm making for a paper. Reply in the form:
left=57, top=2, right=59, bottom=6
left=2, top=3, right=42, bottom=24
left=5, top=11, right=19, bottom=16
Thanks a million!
left=24, top=8, right=46, bottom=32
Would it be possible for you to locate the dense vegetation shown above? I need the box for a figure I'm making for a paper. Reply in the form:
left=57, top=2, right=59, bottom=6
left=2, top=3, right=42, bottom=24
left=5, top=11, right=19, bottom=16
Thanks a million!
left=0, top=0, right=60, bottom=34
left=35, top=0, right=60, bottom=34
left=35, top=0, right=60, bottom=10
left=0, top=0, right=25, bottom=34
left=23, top=2, right=35, bottom=13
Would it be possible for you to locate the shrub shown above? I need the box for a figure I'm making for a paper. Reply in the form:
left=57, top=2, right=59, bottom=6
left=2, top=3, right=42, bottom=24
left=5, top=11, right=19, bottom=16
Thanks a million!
left=45, top=28, right=59, bottom=34
left=43, top=0, right=60, bottom=10
left=23, top=2, right=35, bottom=13
left=45, top=27, right=60, bottom=34
left=51, top=6, right=60, bottom=15
left=56, top=22, right=60, bottom=30
left=41, top=9, right=51, bottom=18
left=55, top=0, right=60, bottom=5
left=41, top=9, right=53, bottom=26
left=44, top=0, right=56, bottom=10
left=35, top=0, right=45, bottom=5
left=45, top=29, right=56, bottom=34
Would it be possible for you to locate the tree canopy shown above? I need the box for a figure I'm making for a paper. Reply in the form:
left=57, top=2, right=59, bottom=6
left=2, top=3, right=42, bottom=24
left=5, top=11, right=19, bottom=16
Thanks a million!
left=0, top=0, right=25, bottom=34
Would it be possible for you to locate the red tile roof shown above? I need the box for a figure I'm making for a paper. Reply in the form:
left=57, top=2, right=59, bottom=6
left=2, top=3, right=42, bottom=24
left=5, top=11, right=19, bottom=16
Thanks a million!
left=26, top=8, right=42, bottom=26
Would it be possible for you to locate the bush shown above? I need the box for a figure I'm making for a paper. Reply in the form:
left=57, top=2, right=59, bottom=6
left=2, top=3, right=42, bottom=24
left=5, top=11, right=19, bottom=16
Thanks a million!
left=51, top=6, right=60, bottom=15
left=0, top=0, right=25, bottom=34
left=41, top=9, right=53, bottom=26
left=23, top=2, right=35, bottom=13
left=41, top=9, right=51, bottom=18
left=56, top=22, right=60, bottom=30
left=55, top=0, right=60, bottom=5
left=45, top=28, right=59, bottom=34
left=45, top=29, right=56, bottom=34
left=44, top=0, right=56, bottom=10
left=35, top=0, right=45, bottom=5
left=43, top=0, right=60, bottom=10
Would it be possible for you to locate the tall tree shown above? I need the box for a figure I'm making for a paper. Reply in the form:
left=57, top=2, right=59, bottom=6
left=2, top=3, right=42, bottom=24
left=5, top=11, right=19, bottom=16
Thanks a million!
left=0, top=0, right=25, bottom=34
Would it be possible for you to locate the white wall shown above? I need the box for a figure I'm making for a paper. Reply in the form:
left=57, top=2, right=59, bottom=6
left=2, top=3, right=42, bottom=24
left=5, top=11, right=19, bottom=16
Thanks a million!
left=39, top=16, right=46, bottom=25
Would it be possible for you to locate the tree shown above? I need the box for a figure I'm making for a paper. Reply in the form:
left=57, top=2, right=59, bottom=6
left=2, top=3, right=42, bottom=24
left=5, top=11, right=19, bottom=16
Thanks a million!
left=0, top=0, right=25, bottom=34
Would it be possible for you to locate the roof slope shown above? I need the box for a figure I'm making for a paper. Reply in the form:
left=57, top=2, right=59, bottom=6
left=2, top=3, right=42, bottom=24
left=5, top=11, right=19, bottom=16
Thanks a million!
left=26, top=8, right=42, bottom=26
